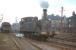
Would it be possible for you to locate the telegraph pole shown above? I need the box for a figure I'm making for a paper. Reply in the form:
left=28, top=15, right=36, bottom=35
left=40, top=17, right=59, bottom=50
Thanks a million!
left=61, top=6, right=64, bottom=32
left=0, top=14, right=3, bottom=22
left=61, top=7, right=63, bottom=17
left=0, top=14, right=3, bottom=28
left=15, top=16, right=18, bottom=23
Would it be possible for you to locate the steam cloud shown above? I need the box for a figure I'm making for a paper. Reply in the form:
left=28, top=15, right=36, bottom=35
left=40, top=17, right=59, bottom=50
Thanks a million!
left=40, top=0, right=49, bottom=9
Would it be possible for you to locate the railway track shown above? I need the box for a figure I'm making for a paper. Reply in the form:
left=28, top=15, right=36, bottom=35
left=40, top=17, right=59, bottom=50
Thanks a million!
left=25, top=38, right=76, bottom=50
left=9, top=35, right=42, bottom=50
left=48, top=38, right=76, bottom=49
left=10, top=36, right=23, bottom=50
left=8, top=33, right=76, bottom=50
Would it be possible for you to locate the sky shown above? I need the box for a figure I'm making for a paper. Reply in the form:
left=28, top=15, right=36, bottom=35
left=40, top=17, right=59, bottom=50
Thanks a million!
left=0, top=0, right=76, bottom=24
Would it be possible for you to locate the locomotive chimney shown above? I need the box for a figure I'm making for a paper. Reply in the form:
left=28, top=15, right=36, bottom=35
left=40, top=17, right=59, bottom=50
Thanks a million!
left=43, top=9, right=47, bottom=20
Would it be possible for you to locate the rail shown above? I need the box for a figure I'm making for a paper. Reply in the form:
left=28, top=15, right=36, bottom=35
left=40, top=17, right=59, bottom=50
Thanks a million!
left=9, top=35, right=42, bottom=50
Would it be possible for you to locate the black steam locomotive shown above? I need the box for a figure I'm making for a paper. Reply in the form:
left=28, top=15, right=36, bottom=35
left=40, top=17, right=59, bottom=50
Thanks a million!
left=20, top=17, right=54, bottom=40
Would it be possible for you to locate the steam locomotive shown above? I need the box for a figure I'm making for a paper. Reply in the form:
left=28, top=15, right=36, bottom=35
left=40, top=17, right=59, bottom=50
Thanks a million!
left=20, top=17, right=54, bottom=40
left=1, top=22, right=11, bottom=33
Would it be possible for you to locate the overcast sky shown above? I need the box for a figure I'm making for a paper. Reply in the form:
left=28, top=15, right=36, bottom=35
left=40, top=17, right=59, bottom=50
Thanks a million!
left=0, top=0, right=76, bottom=24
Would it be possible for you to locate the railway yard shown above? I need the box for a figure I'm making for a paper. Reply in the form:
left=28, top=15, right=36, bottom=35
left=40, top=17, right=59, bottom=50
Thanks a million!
left=0, top=0, right=76, bottom=50
left=0, top=33, right=76, bottom=50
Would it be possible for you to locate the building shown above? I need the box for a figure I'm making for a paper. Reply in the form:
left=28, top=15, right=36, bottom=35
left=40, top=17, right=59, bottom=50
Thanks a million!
left=11, top=23, right=20, bottom=33
left=67, top=11, right=76, bottom=33
left=48, top=14, right=67, bottom=32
